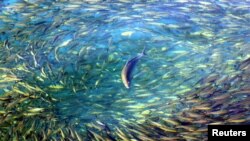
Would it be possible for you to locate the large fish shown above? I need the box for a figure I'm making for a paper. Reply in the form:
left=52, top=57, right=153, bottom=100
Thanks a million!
left=121, top=47, right=146, bottom=89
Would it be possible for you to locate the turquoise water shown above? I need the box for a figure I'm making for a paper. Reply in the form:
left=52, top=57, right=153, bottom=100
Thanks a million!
left=0, top=0, right=250, bottom=140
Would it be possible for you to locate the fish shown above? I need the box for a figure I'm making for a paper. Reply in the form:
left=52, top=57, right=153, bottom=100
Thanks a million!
left=0, top=74, right=22, bottom=83
left=87, top=129, right=104, bottom=141
left=115, top=127, right=130, bottom=141
left=27, top=108, right=45, bottom=113
left=162, top=118, right=180, bottom=126
left=74, top=130, right=83, bottom=141
left=148, top=120, right=177, bottom=133
left=121, top=31, right=134, bottom=37
left=30, top=50, right=38, bottom=68
left=59, top=128, right=66, bottom=139
left=0, top=0, right=249, bottom=140
left=121, top=47, right=146, bottom=88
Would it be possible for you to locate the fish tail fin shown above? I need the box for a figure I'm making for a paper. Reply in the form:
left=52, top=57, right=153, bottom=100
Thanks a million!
left=142, top=46, right=147, bottom=56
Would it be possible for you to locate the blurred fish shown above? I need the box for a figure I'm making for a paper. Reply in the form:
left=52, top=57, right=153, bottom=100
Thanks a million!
left=87, top=129, right=104, bottom=141
left=121, top=31, right=134, bottom=37
left=121, top=47, right=146, bottom=88
left=0, top=96, right=11, bottom=102
left=0, top=74, right=22, bottom=83
left=192, top=104, right=211, bottom=111
left=59, top=128, right=66, bottom=139
left=27, top=108, right=45, bottom=113
left=0, top=1, right=249, bottom=140
left=30, top=50, right=39, bottom=68
left=74, top=130, right=83, bottom=141
left=227, top=119, right=246, bottom=123
left=115, top=127, right=130, bottom=141
left=162, top=118, right=180, bottom=126
left=148, top=120, right=177, bottom=133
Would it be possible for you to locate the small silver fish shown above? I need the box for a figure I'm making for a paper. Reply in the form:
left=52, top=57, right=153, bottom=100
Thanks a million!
left=121, top=47, right=146, bottom=88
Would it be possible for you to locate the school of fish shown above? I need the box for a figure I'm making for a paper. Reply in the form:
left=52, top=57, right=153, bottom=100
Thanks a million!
left=0, top=0, right=250, bottom=140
